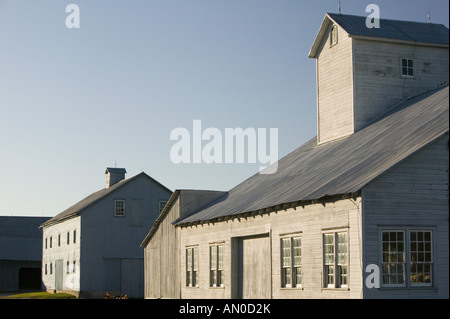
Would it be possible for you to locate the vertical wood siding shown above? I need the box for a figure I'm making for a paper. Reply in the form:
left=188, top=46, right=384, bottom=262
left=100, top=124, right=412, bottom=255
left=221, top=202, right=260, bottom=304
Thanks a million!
left=144, top=198, right=181, bottom=298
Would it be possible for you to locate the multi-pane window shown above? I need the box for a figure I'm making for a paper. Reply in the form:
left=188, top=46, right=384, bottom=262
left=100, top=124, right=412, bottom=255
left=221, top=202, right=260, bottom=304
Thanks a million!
left=410, top=231, right=432, bottom=285
left=159, top=200, right=168, bottom=214
left=210, top=244, right=224, bottom=287
left=401, top=58, right=414, bottom=77
left=281, top=237, right=302, bottom=288
left=186, top=247, right=199, bottom=287
left=382, top=230, right=433, bottom=287
left=323, top=232, right=348, bottom=288
left=381, top=231, right=405, bottom=286
left=114, top=200, right=125, bottom=216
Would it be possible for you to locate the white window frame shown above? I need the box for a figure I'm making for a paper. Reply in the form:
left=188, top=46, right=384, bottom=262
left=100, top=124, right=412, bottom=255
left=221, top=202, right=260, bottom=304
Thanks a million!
left=186, top=246, right=199, bottom=287
left=330, top=24, right=338, bottom=46
left=114, top=199, right=126, bottom=217
left=209, top=243, right=224, bottom=288
left=323, top=231, right=348, bottom=288
left=401, top=58, right=414, bottom=78
left=380, top=228, right=434, bottom=288
left=281, top=236, right=302, bottom=288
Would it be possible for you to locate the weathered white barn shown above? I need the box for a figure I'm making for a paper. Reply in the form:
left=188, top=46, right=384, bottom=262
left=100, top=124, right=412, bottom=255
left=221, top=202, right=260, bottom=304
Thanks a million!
left=40, top=168, right=171, bottom=298
left=141, top=13, right=449, bottom=299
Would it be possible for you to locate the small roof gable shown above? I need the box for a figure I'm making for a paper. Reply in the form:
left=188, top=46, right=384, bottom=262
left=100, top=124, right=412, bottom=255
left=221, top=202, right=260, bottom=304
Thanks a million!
left=309, top=13, right=449, bottom=58
left=40, top=172, right=171, bottom=228
left=105, top=167, right=127, bottom=174
left=140, top=189, right=227, bottom=247
left=177, top=86, right=449, bottom=225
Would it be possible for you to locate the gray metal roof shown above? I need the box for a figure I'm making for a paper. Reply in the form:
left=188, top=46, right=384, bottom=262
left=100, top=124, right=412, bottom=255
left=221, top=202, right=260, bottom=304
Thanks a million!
left=40, top=172, right=171, bottom=228
left=177, top=86, right=449, bottom=225
left=0, top=216, right=50, bottom=260
left=329, top=13, right=449, bottom=44
left=309, top=13, right=449, bottom=58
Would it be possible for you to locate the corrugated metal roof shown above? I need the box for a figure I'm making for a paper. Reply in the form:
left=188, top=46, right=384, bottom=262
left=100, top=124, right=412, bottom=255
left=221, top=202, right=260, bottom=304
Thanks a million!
left=40, top=172, right=171, bottom=228
left=309, top=13, right=449, bottom=58
left=177, top=86, right=449, bottom=225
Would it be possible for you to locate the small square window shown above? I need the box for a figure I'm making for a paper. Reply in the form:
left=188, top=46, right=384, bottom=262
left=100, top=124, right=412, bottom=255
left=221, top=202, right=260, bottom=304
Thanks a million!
left=114, top=200, right=125, bottom=216
left=401, top=58, right=414, bottom=78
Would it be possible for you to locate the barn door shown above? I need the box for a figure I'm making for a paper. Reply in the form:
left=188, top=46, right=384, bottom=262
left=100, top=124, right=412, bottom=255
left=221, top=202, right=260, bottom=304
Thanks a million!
left=55, top=259, right=63, bottom=291
left=238, top=234, right=271, bottom=299
left=122, top=259, right=144, bottom=298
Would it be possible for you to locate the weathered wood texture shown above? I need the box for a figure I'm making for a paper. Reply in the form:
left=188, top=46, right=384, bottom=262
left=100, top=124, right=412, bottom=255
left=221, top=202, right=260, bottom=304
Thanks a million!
left=145, top=197, right=181, bottom=299
left=362, top=133, right=449, bottom=298
left=316, top=22, right=354, bottom=144
left=180, top=198, right=363, bottom=299
left=353, top=40, right=449, bottom=131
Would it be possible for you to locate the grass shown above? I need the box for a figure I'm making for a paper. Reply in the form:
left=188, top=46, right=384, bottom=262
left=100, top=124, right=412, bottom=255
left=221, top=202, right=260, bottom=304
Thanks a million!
left=0, top=291, right=77, bottom=299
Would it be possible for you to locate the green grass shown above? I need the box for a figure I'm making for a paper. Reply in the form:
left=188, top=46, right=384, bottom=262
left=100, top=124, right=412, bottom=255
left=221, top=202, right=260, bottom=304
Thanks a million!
left=0, top=291, right=77, bottom=299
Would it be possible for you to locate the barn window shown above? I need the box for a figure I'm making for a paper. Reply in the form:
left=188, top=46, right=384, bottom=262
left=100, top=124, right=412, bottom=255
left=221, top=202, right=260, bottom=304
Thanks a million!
left=401, top=58, right=414, bottom=78
left=186, top=247, right=199, bottom=287
left=381, top=229, right=433, bottom=287
left=323, top=232, right=348, bottom=288
left=159, top=200, right=168, bottom=214
left=210, top=244, right=224, bottom=287
left=330, top=25, right=338, bottom=46
left=281, top=237, right=302, bottom=288
left=114, top=200, right=125, bottom=216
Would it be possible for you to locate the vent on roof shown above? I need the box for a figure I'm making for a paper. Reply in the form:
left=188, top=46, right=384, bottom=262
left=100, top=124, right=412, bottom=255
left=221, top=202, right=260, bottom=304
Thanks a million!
left=105, top=167, right=127, bottom=188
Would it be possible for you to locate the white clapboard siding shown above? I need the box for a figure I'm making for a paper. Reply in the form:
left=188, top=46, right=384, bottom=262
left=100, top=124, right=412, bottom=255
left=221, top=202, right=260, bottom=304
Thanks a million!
left=353, top=39, right=449, bottom=131
left=316, top=22, right=354, bottom=144
left=179, top=198, right=363, bottom=299
left=362, top=133, right=449, bottom=298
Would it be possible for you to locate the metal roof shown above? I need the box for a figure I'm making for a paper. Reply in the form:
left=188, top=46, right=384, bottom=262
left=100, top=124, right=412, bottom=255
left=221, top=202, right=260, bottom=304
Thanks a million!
left=40, top=172, right=172, bottom=228
left=177, top=86, right=449, bottom=226
left=309, top=13, right=449, bottom=58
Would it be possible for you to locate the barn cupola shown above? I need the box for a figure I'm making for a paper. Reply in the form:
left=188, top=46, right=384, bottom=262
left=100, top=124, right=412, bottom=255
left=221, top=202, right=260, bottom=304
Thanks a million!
left=105, top=167, right=127, bottom=188
left=308, top=13, right=449, bottom=145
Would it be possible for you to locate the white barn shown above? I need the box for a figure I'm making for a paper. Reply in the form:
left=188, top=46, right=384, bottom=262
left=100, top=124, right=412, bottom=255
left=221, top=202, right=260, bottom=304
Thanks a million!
left=141, top=13, right=449, bottom=299
left=41, top=168, right=171, bottom=298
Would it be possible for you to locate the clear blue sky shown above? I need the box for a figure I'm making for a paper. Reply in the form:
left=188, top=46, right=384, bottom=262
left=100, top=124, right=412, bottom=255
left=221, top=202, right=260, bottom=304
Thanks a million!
left=0, top=0, right=448, bottom=217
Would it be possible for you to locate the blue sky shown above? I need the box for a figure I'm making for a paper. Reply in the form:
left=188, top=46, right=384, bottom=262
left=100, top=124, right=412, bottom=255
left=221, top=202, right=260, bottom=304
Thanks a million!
left=0, top=0, right=448, bottom=217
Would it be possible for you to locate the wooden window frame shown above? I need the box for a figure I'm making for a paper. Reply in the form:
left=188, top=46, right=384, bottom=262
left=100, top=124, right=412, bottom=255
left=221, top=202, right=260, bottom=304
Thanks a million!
left=114, top=199, right=126, bottom=217
left=186, top=246, right=199, bottom=287
left=380, top=228, right=434, bottom=288
left=330, top=24, right=338, bottom=47
left=209, top=243, right=225, bottom=288
left=280, top=236, right=302, bottom=288
left=323, top=231, right=348, bottom=289
left=401, top=58, right=415, bottom=78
